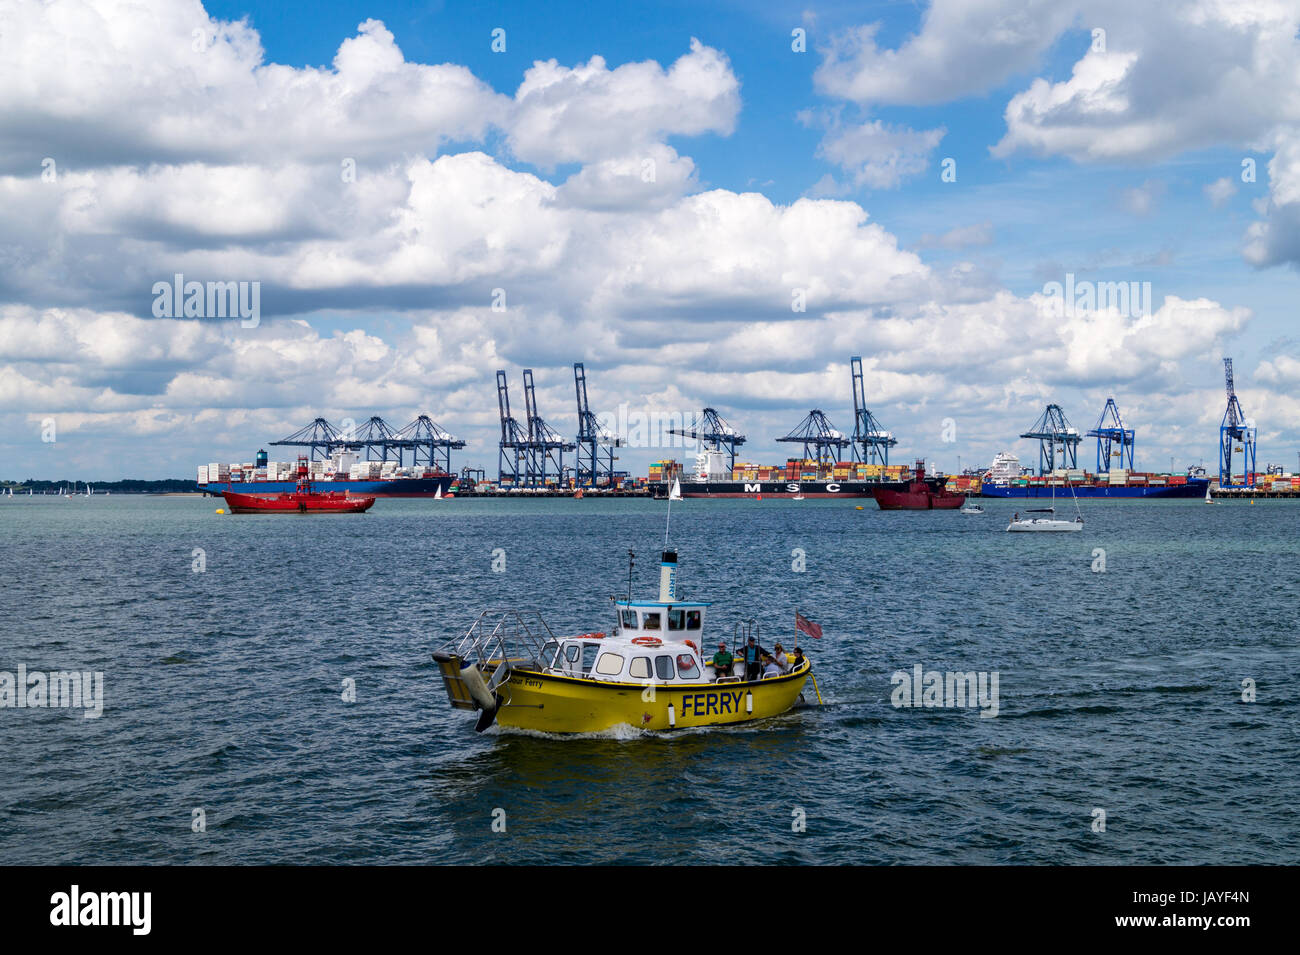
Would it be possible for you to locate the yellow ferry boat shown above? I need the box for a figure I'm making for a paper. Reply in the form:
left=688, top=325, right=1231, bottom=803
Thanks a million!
left=433, top=549, right=815, bottom=734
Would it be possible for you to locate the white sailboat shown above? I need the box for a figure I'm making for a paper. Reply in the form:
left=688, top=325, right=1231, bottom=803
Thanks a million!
left=1204, top=484, right=1214, bottom=503
left=668, top=477, right=682, bottom=501
left=434, top=484, right=442, bottom=500
left=1006, top=479, right=1083, bottom=532
left=960, top=498, right=983, bottom=514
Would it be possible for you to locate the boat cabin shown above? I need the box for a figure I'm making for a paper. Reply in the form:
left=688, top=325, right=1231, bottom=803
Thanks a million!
left=534, top=599, right=714, bottom=685
left=613, top=598, right=710, bottom=639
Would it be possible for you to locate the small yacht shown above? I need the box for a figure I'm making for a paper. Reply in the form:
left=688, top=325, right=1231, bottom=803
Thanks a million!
left=1007, top=480, right=1083, bottom=532
left=1006, top=507, right=1083, bottom=532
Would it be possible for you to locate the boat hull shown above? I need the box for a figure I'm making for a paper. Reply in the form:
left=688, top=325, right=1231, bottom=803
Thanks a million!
left=873, top=488, right=965, bottom=510
left=492, top=662, right=812, bottom=733
left=221, top=490, right=375, bottom=513
left=982, top=479, right=1209, bottom=499
left=200, top=475, right=453, bottom=498
left=655, top=480, right=907, bottom=499
left=1006, top=520, right=1083, bottom=532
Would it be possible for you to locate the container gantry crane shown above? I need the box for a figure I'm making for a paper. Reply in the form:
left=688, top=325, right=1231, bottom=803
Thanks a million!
left=573, top=362, right=622, bottom=487
left=849, top=356, right=897, bottom=466
left=1219, top=357, right=1257, bottom=488
left=776, top=410, right=851, bottom=473
left=496, top=370, right=531, bottom=484
left=1021, top=404, right=1082, bottom=475
left=522, top=368, right=576, bottom=487
left=667, top=408, right=747, bottom=470
left=393, top=415, right=465, bottom=472
left=1086, top=398, right=1135, bottom=473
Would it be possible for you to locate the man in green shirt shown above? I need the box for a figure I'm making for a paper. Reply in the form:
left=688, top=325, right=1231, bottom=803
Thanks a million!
left=711, top=641, right=735, bottom=680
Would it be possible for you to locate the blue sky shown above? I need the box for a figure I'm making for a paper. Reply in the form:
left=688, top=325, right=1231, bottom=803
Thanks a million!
left=3, top=0, right=1299, bottom=480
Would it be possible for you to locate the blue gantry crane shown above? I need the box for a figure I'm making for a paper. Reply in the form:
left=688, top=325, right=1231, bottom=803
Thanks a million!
left=1219, top=357, right=1257, bottom=488
left=1086, top=398, right=1135, bottom=473
left=269, top=417, right=348, bottom=461
left=351, top=416, right=402, bottom=462
left=496, top=370, right=531, bottom=484
left=777, top=410, right=851, bottom=471
left=271, top=415, right=465, bottom=470
left=522, top=368, right=576, bottom=487
left=668, top=408, right=747, bottom=469
left=849, top=356, right=897, bottom=466
left=1021, top=404, right=1082, bottom=475
left=573, top=362, right=621, bottom=487
left=392, top=415, right=465, bottom=472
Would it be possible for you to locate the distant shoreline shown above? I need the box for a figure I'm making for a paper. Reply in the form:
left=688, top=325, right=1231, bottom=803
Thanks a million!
left=2, top=479, right=195, bottom=493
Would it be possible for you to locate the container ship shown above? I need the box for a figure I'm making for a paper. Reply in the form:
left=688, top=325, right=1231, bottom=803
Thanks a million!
left=977, top=452, right=1210, bottom=499
left=649, top=451, right=939, bottom=499
left=197, top=450, right=455, bottom=498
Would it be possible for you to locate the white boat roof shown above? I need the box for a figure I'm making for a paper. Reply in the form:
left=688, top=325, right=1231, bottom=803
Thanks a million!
left=615, top=598, right=711, bottom=608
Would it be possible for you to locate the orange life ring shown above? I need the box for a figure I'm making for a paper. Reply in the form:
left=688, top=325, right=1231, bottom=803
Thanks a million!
left=631, top=636, right=662, bottom=647
left=684, top=639, right=699, bottom=654
left=575, top=632, right=605, bottom=640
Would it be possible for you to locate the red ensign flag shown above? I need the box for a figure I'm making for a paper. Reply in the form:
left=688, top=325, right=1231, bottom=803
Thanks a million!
left=795, top=612, right=822, bottom=640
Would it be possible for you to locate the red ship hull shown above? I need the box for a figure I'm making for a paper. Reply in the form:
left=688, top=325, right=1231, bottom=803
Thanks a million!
left=873, top=487, right=965, bottom=510
left=872, top=461, right=965, bottom=510
left=221, top=488, right=375, bottom=514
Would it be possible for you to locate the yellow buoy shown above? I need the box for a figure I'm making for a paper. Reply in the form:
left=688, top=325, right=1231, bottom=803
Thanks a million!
left=216, top=508, right=225, bottom=514
left=854, top=505, right=864, bottom=510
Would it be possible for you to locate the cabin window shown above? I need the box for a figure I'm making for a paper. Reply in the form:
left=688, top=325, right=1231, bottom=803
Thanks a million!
left=541, top=640, right=559, bottom=666
left=629, top=657, right=652, bottom=679
left=655, top=655, right=675, bottom=681
left=667, top=608, right=685, bottom=631
left=581, top=643, right=601, bottom=673
left=595, top=653, right=625, bottom=676
left=621, top=609, right=638, bottom=629
left=686, top=610, right=702, bottom=630
left=641, top=612, right=662, bottom=631
left=675, top=654, right=700, bottom=680
left=564, top=644, right=581, bottom=664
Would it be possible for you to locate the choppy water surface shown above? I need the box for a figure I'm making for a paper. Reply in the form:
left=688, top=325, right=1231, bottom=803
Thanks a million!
left=1, top=494, right=1296, bottom=864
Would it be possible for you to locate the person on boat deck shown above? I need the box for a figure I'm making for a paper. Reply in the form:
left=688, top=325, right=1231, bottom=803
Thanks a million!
left=772, top=643, right=789, bottom=672
left=740, top=636, right=769, bottom=682
left=711, top=642, right=734, bottom=680
left=791, top=646, right=806, bottom=670
left=762, top=654, right=782, bottom=679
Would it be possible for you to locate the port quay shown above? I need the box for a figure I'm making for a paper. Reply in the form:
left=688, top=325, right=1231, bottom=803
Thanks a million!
left=193, top=357, right=1294, bottom=502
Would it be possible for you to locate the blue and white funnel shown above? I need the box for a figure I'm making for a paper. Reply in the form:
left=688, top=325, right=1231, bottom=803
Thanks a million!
left=658, top=550, right=678, bottom=601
